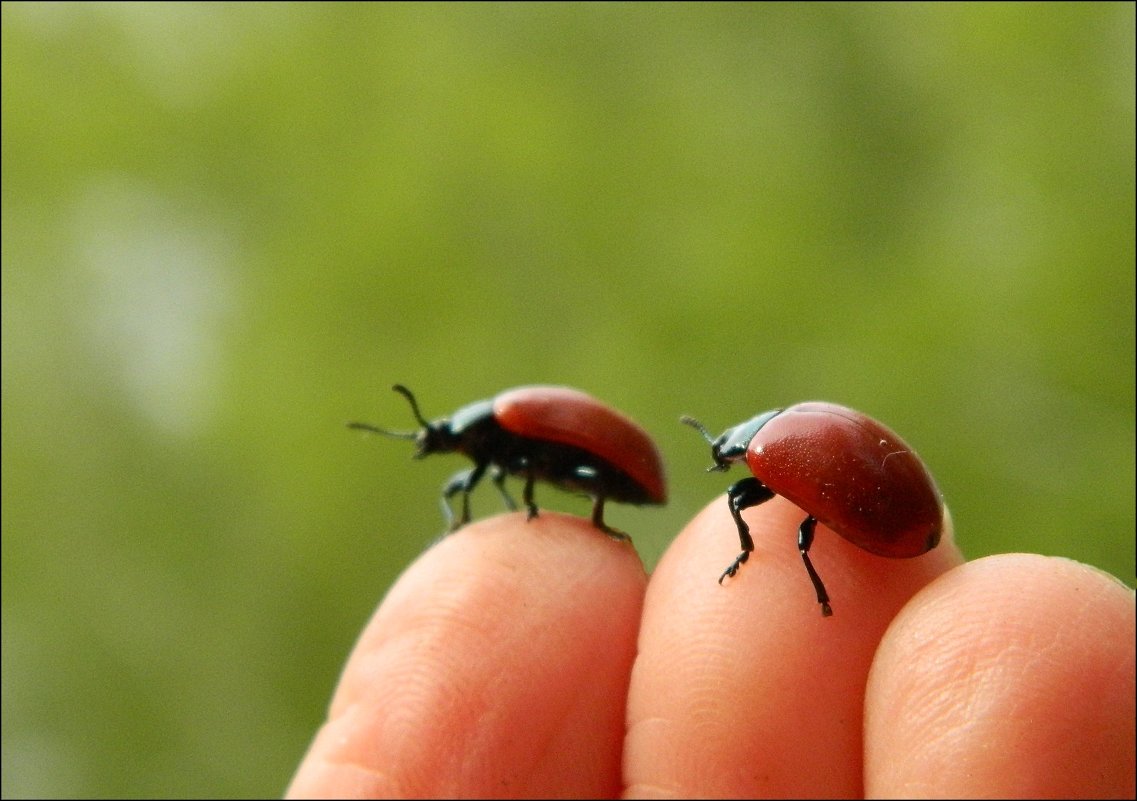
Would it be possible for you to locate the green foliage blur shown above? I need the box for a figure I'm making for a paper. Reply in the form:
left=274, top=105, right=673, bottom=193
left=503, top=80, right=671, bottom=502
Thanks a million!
left=2, top=3, right=1133, bottom=797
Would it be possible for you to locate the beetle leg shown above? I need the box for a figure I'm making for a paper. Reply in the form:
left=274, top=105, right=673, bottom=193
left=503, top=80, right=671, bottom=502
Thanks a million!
left=719, top=476, right=775, bottom=583
left=490, top=464, right=517, bottom=511
left=521, top=464, right=539, bottom=520
left=798, top=516, right=833, bottom=616
left=440, top=463, right=487, bottom=531
left=590, top=496, right=630, bottom=541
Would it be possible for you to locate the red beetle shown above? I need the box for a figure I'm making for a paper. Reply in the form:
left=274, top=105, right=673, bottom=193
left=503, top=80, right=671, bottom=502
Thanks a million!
left=350, top=385, right=667, bottom=538
left=682, top=402, right=943, bottom=616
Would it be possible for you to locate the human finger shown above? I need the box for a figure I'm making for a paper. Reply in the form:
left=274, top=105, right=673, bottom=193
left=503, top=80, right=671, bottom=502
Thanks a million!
left=287, top=512, right=647, bottom=799
left=865, top=553, right=1136, bottom=799
left=624, top=497, right=963, bottom=798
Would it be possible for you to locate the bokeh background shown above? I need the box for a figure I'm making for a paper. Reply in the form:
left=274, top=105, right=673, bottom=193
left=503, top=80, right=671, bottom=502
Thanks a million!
left=3, top=3, right=1134, bottom=797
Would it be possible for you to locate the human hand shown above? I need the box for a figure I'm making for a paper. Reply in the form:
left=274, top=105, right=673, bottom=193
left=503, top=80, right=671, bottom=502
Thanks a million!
left=286, top=500, right=1135, bottom=798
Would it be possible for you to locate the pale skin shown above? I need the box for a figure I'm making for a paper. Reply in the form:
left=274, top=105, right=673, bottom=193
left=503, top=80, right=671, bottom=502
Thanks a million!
left=287, top=498, right=1136, bottom=799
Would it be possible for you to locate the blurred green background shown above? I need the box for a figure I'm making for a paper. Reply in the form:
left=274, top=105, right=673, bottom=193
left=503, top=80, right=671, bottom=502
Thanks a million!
left=2, top=2, right=1133, bottom=797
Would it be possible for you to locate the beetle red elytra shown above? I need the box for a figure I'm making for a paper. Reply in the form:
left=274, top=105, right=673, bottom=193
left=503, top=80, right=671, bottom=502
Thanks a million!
left=350, top=385, right=667, bottom=538
left=682, top=402, right=943, bottom=616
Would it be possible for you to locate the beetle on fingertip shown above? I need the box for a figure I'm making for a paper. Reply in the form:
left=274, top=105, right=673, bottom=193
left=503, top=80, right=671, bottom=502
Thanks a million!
left=682, top=402, right=943, bottom=616
left=351, top=385, right=667, bottom=539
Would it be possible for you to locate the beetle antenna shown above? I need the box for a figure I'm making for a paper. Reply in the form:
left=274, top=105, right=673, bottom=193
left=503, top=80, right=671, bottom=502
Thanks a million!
left=346, top=384, right=430, bottom=439
left=680, top=415, right=716, bottom=445
left=391, top=384, right=431, bottom=428
left=346, top=421, right=418, bottom=439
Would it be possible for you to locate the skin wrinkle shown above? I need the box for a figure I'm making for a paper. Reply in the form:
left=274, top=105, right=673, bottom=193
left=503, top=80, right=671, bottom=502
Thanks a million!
left=305, top=706, right=414, bottom=796
left=622, top=714, right=706, bottom=795
left=622, top=720, right=683, bottom=798
left=319, top=758, right=398, bottom=797
left=622, top=781, right=682, bottom=799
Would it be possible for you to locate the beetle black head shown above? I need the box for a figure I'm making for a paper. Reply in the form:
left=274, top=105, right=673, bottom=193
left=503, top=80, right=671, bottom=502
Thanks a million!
left=680, top=415, right=731, bottom=472
left=347, top=385, right=459, bottom=457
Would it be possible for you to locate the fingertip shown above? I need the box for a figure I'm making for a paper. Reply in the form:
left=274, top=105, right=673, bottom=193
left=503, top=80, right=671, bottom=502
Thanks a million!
left=626, top=496, right=961, bottom=797
left=288, top=512, right=647, bottom=799
left=866, top=554, right=1136, bottom=799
